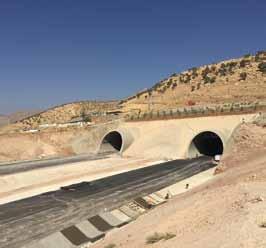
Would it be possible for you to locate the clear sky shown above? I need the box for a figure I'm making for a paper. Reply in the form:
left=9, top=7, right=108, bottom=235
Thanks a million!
left=0, top=0, right=265, bottom=114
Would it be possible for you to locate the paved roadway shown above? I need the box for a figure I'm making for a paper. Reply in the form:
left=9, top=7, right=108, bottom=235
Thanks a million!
left=0, top=153, right=112, bottom=176
left=0, top=156, right=215, bottom=248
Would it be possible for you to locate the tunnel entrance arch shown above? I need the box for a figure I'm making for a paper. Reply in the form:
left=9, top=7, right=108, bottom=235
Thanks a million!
left=188, top=131, right=224, bottom=158
left=99, top=131, right=123, bottom=154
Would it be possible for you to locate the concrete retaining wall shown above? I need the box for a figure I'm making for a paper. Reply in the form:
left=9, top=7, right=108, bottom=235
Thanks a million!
left=71, top=113, right=258, bottom=160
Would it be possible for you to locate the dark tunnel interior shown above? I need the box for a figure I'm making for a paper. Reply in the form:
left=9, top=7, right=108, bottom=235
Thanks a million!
left=192, top=131, right=224, bottom=156
left=101, top=131, right=123, bottom=152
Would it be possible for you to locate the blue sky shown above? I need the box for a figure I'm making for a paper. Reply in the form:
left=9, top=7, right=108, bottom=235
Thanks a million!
left=0, top=0, right=265, bottom=114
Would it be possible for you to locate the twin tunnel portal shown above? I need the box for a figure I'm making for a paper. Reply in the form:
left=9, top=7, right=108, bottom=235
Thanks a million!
left=90, top=114, right=256, bottom=160
left=99, top=130, right=224, bottom=158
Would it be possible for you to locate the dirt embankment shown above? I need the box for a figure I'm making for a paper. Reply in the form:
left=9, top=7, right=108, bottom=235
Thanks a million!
left=216, top=117, right=266, bottom=173
left=93, top=122, right=266, bottom=248
left=0, top=129, right=90, bottom=162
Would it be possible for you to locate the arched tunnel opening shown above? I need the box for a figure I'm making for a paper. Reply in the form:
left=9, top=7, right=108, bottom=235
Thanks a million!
left=99, top=131, right=123, bottom=154
left=189, top=131, right=224, bottom=158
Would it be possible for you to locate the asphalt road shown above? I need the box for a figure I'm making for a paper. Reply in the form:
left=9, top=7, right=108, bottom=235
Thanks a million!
left=0, top=156, right=215, bottom=248
left=0, top=152, right=112, bottom=176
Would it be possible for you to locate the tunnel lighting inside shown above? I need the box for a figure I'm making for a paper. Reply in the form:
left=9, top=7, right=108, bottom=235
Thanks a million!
left=190, top=131, right=223, bottom=157
left=100, top=131, right=123, bottom=153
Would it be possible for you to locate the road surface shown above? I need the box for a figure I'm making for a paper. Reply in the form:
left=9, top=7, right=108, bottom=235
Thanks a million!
left=0, top=156, right=215, bottom=248
left=0, top=153, right=112, bottom=176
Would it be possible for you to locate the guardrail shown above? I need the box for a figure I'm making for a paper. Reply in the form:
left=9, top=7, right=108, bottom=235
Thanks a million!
left=125, top=101, right=266, bottom=122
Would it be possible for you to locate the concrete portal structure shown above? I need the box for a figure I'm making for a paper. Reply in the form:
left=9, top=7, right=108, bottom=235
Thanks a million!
left=72, top=113, right=258, bottom=159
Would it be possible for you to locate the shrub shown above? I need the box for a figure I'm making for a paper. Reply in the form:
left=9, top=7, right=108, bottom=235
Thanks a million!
left=254, top=51, right=266, bottom=62
left=258, top=62, right=266, bottom=73
left=218, top=67, right=227, bottom=76
left=203, top=75, right=215, bottom=84
left=201, top=66, right=211, bottom=78
left=104, top=244, right=116, bottom=248
left=210, top=76, right=216, bottom=83
left=146, top=232, right=165, bottom=244
left=259, top=220, right=266, bottom=228
left=146, top=232, right=176, bottom=244
left=228, top=61, right=238, bottom=68
left=240, top=59, right=249, bottom=68
left=244, top=53, right=251, bottom=58
left=164, top=232, right=176, bottom=240
left=191, top=85, right=195, bottom=92
left=239, top=72, right=247, bottom=81
left=256, top=50, right=266, bottom=56
left=172, top=82, right=177, bottom=89
left=181, top=73, right=191, bottom=84
left=211, top=65, right=216, bottom=72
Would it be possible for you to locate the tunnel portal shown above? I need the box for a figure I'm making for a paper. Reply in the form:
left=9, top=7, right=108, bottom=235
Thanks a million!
left=99, top=131, right=123, bottom=154
left=189, top=131, right=224, bottom=157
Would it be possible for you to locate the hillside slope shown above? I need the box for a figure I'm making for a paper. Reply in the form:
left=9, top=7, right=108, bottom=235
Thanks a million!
left=121, top=51, right=266, bottom=114
left=18, top=101, right=120, bottom=129
left=3, top=51, right=266, bottom=130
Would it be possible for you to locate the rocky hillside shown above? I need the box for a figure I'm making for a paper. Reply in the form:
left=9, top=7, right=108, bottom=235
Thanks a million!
left=19, top=101, right=120, bottom=129
left=121, top=51, right=266, bottom=114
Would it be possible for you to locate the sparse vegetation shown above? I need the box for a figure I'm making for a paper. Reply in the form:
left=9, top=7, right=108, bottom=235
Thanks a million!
left=239, top=72, right=247, bottom=81
left=172, top=82, right=177, bottom=90
left=104, top=244, right=116, bottom=248
left=244, top=53, right=251, bottom=58
left=146, top=232, right=176, bottom=244
left=259, top=220, right=266, bottom=228
left=258, top=62, right=266, bottom=73
left=240, top=59, right=250, bottom=68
